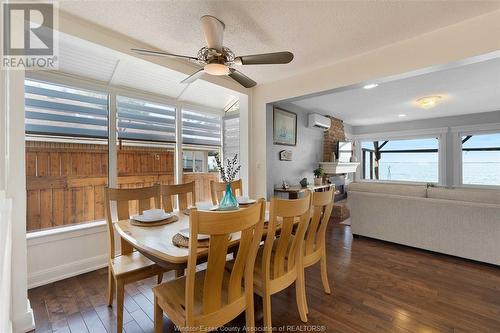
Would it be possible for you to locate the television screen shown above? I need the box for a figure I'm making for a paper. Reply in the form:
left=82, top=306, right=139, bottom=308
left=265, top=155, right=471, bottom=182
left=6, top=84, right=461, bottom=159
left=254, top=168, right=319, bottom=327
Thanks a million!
left=338, top=141, right=352, bottom=162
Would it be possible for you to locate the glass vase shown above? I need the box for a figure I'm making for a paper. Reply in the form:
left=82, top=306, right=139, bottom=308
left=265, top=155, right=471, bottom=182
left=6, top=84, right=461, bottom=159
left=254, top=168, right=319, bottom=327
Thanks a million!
left=219, top=183, right=239, bottom=211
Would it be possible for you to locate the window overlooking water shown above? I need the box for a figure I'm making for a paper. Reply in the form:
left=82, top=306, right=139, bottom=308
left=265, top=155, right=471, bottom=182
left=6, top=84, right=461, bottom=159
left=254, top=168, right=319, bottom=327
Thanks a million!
left=462, top=133, right=500, bottom=186
left=361, top=138, right=439, bottom=183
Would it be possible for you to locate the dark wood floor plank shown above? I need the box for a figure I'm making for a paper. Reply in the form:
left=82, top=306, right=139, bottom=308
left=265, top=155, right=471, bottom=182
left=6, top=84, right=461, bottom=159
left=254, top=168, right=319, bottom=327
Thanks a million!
left=28, top=223, right=500, bottom=333
left=66, top=312, right=89, bottom=333
left=81, top=309, right=107, bottom=333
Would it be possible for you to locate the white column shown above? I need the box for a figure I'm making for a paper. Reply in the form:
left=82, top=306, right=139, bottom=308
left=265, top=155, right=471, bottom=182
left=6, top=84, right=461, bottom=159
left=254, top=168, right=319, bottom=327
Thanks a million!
left=5, top=69, right=35, bottom=333
left=238, top=94, right=250, bottom=197
left=108, top=92, right=118, bottom=187
left=175, top=103, right=183, bottom=184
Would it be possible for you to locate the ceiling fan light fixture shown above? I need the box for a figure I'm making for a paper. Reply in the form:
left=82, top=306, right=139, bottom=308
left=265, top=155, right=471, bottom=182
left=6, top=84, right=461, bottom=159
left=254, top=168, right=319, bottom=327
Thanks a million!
left=204, top=63, right=230, bottom=76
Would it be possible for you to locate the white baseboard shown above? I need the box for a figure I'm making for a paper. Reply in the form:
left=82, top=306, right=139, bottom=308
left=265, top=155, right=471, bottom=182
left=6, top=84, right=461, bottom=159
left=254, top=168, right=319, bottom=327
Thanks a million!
left=28, top=254, right=108, bottom=289
left=12, top=302, right=34, bottom=333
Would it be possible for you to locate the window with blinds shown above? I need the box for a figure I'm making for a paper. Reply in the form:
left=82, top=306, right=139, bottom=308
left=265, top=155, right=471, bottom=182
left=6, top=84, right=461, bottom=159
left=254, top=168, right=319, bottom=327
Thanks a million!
left=223, top=113, right=240, bottom=162
left=117, top=96, right=176, bottom=143
left=182, top=109, right=222, bottom=146
left=25, top=79, right=108, bottom=138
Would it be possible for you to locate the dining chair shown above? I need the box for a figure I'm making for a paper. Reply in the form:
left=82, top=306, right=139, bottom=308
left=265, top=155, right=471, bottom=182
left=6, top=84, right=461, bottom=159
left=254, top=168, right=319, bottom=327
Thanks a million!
left=303, top=187, right=335, bottom=299
left=105, top=185, right=168, bottom=333
left=210, top=179, right=243, bottom=205
left=161, top=181, right=196, bottom=212
left=253, top=191, right=312, bottom=330
left=153, top=199, right=266, bottom=333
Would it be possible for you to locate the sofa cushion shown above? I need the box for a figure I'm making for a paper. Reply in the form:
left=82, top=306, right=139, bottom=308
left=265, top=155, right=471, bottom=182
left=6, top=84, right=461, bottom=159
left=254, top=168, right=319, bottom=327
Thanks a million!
left=348, top=182, right=427, bottom=197
left=427, top=187, right=500, bottom=205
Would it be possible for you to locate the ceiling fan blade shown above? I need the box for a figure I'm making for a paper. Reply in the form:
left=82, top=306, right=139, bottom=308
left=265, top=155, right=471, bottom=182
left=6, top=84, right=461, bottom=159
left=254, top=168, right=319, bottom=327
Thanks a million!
left=228, top=69, right=256, bottom=88
left=181, top=69, right=205, bottom=84
left=131, top=48, right=199, bottom=61
left=234, top=51, right=294, bottom=65
left=200, top=15, right=225, bottom=50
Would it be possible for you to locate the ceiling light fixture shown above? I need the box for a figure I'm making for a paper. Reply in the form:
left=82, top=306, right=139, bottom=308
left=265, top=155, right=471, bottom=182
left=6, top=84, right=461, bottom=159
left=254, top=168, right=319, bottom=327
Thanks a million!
left=363, top=83, right=379, bottom=89
left=204, top=63, right=230, bottom=76
left=398, top=114, right=407, bottom=118
left=416, top=95, right=442, bottom=109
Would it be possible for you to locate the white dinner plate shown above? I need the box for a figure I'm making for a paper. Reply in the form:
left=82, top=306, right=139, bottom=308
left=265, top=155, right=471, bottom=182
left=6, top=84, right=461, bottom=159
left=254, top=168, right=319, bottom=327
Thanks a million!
left=236, top=197, right=257, bottom=205
left=131, top=212, right=172, bottom=223
left=179, top=228, right=210, bottom=240
left=196, top=204, right=219, bottom=211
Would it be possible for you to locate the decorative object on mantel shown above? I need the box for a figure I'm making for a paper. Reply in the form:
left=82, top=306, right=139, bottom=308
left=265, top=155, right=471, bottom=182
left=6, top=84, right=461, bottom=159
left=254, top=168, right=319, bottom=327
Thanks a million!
left=299, top=178, right=308, bottom=188
left=215, top=154, right=241, bottom=211
left=313, top=166, right=324, bottom=186
left=281, top=178, right=290, bottom=189
left=279, top=149, right=293, bottom=161
left=273, top=107, right=297, bottom=146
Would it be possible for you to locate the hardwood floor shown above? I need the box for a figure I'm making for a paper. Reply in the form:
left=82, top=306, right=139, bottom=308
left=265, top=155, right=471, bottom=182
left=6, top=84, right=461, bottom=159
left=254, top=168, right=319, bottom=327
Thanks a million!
left=28, top=223, right=500, bottom=333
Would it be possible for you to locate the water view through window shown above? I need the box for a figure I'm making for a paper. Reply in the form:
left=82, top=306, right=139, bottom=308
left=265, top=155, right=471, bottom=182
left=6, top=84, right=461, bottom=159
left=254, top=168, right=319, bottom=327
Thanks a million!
left=362, top=138, right=439, bottom=183
left=462, top=133, right=500, bottom=186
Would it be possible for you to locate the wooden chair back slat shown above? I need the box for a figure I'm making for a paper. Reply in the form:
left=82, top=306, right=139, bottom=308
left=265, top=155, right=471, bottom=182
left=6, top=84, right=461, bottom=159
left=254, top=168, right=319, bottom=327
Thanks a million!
left=104, top=185, right=161, bottom=259
left=210, top=179, right=243, bottom=205
left=305, top=188, right=334, bottom=256
left=161, top=182, right=196, bottom=212
left=203, top=234, right=230, bottom=314
left=228, top=228, right=253, bottom=302
left=265, top=192, right=312, bottom=281
left=186, top=200, right=265, bottom=321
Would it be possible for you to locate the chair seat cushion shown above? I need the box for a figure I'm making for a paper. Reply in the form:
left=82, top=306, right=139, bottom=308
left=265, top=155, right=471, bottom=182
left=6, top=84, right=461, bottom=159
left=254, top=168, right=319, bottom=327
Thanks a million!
left=111, top=251, right=158, bottom=277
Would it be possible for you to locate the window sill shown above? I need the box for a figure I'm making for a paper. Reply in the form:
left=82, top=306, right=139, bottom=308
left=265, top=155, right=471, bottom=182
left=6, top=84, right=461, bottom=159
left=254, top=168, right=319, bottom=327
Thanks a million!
left=357, top=179, right=435, bottom=186
left=457, top=184, right=500, bottom=190
left=27, top=220, right=107, bottom=246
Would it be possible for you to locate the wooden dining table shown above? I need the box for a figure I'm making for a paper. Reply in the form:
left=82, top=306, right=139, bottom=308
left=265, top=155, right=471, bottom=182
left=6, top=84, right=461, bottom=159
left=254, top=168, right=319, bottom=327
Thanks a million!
left=114, top=204, right=270, bottom=270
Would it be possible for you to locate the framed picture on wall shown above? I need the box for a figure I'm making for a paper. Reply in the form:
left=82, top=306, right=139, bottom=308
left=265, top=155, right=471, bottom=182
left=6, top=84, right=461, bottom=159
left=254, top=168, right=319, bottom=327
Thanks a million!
left=273, top=107, right=297, bottom=146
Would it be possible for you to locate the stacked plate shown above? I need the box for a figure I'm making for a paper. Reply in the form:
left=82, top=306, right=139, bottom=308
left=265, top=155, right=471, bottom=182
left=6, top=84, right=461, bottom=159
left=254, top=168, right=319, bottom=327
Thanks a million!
left=132, top=209, right=172, bottom=223
left=236, top=196, right=256, bottom=205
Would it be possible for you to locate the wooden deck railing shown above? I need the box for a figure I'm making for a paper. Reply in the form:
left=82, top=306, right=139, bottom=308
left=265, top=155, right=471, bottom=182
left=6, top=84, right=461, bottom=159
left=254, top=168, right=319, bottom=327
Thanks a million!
left=26, top=141, right=218, bottom=232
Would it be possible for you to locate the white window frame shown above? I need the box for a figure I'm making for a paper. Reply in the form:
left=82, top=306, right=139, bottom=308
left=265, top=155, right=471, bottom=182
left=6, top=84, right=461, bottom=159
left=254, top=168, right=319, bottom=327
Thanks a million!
left=24, top=71, right=230, bottom=236
left=451, top=123, right=500, bottom=189
left=353, top=127, right=448, bottom=185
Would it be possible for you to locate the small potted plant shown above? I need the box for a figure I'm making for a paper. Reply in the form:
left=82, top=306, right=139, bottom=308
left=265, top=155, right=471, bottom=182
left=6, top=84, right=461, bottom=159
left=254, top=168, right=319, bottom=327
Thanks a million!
left=313, top=166, right=324, bottom=186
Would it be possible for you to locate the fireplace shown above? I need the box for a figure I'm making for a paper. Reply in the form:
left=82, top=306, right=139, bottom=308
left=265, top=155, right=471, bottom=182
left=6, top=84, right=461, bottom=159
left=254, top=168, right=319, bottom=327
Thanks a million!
left=328, top=175, right=347, bottom=201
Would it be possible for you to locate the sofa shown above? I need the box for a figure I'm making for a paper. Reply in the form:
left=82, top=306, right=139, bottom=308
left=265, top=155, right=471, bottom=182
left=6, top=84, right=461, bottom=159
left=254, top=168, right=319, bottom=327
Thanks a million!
left=348, top=182, right=500, bottom=265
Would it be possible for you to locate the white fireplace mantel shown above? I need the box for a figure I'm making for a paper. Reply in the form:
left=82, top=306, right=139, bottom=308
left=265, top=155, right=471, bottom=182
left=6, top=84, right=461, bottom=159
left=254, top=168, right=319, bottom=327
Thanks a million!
left=320, top=162, right=360, bottom=174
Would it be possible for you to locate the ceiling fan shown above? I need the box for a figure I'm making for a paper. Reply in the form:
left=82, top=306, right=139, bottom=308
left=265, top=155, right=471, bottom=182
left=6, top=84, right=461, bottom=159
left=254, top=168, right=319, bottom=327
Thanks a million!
left=131, top=15, right=294, bottom=88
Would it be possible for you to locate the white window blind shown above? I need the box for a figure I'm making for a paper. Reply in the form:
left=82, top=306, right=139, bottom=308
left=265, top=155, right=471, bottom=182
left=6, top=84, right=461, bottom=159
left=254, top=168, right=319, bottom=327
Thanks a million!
left=25, top=79, right=108, bottom=138
left=182, top=109, right=222, bottom=146
left=223, top=113, right=240, bottom=162
left=117, top=96, right=176, bottom=143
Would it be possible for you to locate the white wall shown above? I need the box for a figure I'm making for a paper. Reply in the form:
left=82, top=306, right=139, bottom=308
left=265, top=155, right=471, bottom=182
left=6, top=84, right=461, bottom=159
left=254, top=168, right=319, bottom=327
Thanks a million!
left=249, top=9, right=500, bottom=197
left=266, top=103, right=324, bottom=198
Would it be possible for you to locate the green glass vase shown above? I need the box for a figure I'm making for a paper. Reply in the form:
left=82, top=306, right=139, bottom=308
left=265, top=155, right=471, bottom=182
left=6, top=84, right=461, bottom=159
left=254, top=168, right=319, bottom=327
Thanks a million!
left=219, top=183, right=239, bottom=211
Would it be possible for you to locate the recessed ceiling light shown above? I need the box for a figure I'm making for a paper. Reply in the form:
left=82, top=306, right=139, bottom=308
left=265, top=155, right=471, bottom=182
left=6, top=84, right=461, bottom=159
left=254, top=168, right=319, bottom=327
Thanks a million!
left=363, top=83, right=379, bottom=89
left=416, top=95, right=443, bottom=109
left=398, top=114, right=407, bottom=118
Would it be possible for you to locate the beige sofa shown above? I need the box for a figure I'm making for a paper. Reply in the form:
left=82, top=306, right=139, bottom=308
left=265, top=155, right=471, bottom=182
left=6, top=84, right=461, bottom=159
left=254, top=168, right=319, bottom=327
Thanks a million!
left=348, top=182, right=500, bottom=265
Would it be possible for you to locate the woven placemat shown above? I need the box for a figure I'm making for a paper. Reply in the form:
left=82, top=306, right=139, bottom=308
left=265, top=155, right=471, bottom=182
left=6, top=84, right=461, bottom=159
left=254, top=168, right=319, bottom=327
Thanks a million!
left=172, top=233, right=232, bottom=248
left=130, top=215, right=179, bottom=227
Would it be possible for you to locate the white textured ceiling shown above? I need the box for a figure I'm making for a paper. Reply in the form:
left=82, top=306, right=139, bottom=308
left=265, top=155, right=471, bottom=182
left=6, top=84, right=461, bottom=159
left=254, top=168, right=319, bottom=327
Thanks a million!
left=57, top=33, right=238, bottom=110
left=289, top=57, right=500, bottom=126
left=59, top=1, right=500, bottom=85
